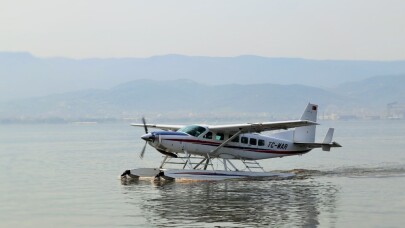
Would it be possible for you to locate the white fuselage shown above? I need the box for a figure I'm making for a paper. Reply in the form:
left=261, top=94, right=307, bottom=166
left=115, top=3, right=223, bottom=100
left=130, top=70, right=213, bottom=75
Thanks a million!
left=145, top=129, right=311, bottom=160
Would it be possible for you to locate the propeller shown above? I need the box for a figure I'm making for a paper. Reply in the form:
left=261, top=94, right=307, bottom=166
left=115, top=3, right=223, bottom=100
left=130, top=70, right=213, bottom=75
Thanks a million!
left=140, top=140, right=147, bottom=159
left=138, top=116, right=173, bottom=158
left=142, top=117, right=148, bottom=134
left=139, top=116, right=148, bottom=159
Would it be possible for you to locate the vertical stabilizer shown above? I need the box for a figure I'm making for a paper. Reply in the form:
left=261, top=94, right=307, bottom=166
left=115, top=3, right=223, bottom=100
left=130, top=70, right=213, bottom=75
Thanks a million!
left=323, top=128, right=334, bottom=144
left=294, top=103, right=318, bottom=143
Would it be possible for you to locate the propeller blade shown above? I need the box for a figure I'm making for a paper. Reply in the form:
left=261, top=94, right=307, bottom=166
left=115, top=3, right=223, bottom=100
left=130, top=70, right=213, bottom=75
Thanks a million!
left=139, top=141, right=147, bottom=159
left=142, top=117, right=148, bottom=134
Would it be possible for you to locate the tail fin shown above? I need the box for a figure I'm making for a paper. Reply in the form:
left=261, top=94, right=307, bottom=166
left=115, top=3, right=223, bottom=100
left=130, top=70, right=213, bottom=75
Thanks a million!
left=323, top=128, right=334, bottom=144
left=322, top=128, right=334, bottom=151
left=294, top=103, right=318, bottom=143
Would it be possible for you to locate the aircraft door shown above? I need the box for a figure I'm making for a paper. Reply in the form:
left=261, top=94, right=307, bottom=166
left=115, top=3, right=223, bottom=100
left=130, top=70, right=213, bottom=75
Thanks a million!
left=181, top=140, right=189, bottom=152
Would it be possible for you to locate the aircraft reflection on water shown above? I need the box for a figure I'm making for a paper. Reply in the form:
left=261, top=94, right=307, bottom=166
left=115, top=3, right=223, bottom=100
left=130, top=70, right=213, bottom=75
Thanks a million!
left=121, top=176, right=338, bottom=227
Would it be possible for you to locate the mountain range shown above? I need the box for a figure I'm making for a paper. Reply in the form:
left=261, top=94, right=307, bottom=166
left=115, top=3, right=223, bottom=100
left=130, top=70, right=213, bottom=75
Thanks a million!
left=2, top=52, right=405, bottom=101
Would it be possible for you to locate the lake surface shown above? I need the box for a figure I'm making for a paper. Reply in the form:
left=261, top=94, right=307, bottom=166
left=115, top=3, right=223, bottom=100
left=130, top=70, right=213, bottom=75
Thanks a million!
left=1, top=120, right=405, bottom=227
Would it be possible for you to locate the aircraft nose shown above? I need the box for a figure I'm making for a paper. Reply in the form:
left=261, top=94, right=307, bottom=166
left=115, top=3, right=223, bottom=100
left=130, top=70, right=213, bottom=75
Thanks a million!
left=141, top=133, right=154, bottom=141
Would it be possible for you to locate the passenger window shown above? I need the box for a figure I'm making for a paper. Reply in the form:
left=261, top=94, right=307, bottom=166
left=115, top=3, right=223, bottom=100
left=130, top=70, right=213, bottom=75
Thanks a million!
left=250, top=138, right=257, bottom=145
left=258, top=139, right=265, bottom=146
left=230, top=134, right=239, bottom=143
left=203, top=132, right=212, bottom=139
left=215, top=133, right=224, bottom=141
left=241, top=137, right=248, bottom=144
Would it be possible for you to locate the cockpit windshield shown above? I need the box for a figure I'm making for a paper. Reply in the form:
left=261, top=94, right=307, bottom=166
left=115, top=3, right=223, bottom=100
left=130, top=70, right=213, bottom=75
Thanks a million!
left=177, top=125, right=207, bottom=137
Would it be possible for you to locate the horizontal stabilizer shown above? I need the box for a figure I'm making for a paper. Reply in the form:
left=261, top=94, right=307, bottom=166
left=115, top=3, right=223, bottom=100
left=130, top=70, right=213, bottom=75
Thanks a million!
left=294, top=141, right=342, bottom=151
left=294, top=127, right=341, bottom=151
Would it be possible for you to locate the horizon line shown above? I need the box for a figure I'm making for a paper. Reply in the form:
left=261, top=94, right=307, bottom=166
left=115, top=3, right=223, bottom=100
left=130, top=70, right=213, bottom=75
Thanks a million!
left=1, top=50, right=405, bottom=62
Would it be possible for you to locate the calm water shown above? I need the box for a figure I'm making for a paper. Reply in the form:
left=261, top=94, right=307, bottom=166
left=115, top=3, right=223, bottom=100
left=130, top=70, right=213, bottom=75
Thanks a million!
left=1, top=121, right=405, bottom=227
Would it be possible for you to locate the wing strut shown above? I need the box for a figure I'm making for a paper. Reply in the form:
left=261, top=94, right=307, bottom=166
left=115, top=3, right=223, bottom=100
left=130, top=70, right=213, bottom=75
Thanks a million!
left=210, top=129, right=243, bottom=156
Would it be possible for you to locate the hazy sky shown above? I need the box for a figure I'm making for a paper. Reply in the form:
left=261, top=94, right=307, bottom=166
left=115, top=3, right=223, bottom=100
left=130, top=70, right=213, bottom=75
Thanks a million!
left=1, top=0, right=405, bottom=60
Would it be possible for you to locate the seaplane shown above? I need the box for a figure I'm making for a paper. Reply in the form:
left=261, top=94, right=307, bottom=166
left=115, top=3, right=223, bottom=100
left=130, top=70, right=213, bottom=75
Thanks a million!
left=121, top=103, right=341, bottom=181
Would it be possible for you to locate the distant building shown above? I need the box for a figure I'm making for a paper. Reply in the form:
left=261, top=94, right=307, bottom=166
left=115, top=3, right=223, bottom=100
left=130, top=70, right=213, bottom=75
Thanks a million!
left=387, top=102, right=405, bottom=119
left=338, top=115, right=359, bottom=121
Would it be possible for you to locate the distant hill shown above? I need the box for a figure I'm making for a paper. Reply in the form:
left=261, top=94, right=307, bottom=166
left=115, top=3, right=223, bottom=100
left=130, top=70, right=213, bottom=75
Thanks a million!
left=335, top=75, right=405, bottom=107
left=1, top=51, right=405, bottom=101
left=0, top=79, right=345, bottom=119
left=3, top=75, right=405, bottom=121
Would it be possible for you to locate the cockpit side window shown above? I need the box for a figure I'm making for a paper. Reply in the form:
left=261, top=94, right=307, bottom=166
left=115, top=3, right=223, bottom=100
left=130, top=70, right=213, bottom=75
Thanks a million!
left=241, top=137, right=248, bottom=144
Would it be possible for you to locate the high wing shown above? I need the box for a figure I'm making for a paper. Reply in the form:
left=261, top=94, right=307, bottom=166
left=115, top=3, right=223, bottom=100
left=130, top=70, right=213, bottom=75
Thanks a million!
left=131, top=120, right=317, bottom=133
left=208, top=120, right=318, bottom=133
left=131, top=123, right=184, bottom=131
